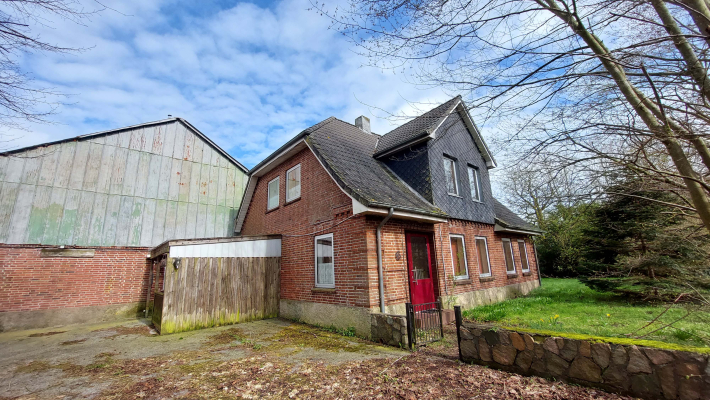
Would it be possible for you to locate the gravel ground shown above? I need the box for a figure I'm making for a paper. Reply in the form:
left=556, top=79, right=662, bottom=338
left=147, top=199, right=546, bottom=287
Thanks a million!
left=0, top=318, right=638, bottom=399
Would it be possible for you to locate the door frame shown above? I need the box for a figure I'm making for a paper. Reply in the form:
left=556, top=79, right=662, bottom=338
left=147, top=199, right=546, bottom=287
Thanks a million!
left=404, top=231, right=438, bottom=305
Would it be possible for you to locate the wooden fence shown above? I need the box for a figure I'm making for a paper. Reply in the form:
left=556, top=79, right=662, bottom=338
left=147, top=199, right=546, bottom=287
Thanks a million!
left=159, top=256, right=280, bottom=334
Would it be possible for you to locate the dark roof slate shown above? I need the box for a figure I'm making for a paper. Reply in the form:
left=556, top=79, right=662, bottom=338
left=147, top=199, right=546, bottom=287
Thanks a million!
left=493, top=199, right=542, bottom=232
left=306, top=118, right=445, bottom=216
left=374, top=96, right=461, bottom=156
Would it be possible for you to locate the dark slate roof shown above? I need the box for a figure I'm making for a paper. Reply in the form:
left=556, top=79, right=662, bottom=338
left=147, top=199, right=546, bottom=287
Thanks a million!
left=306, top=118, right=446, bottom=217
left=374, top=96, right=461, bottom=157
left=493, top=199, right=542, bottom=232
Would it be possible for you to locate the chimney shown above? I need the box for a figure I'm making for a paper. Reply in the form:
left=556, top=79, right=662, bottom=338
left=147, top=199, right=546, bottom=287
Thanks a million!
left=355, top=115, right=371, bottom=134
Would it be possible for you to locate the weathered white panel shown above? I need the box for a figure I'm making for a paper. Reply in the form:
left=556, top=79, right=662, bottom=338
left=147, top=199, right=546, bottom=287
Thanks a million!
left=215, top=206, right=227, bottom=237
left=163, top=200, right=178, bottom=241
left=209, top=165, right=219, bottom=206
left=141, top=126, right=154, bottom=153
left=109, top=147, right=128, bottom=195
left=102, top=194, right=121, bottom=246
left=104, top=132, right=119, bottom=147
left=157, top=156, right=171, bottom=200
left=168, top=158, right=181, bottom=201
left=151, top=125, right=164, bottom=154
left=0, top=182, right=19, bottom=242
left=21, top=149, right=43, bottom=185
left=40, top=187, right=67, bottom=245
left=88, top=134, right=105, bottom=145
left=145, top=153, right=161, bottom=199
left=198, top=163, right=210, bottom=205
left=161, top=122, right=176, bottom=157
left=129, top=127, right=145, bottom=150
left=139, top=198, right=156, bottom=247
left=219, top=154, right=228, bottom=168
left=185, top=202, right=198, bottom=238
left=95, top=145, right=116, bottom=193
left=122, top=150, right=140, bottom=196
left=5, top=155, right=25, bottom=183
left=152, top=199, right=167, bottom=244
left=134, top=152, right=151, bottom=198
left=88, top=193, right=108, bottom=245
left=174, top=201, right=188, bottom=239
left=73, top=190, right=95, bottom=246
left=82, top=142, right=104, bottom=191
left=54, top=142, right=76, bottom=188
left=115, top=195, right=134, bottom=246
left=202, top=143, right=213, bottom=165
left=182, top=129, right=195, bottom=161
left=226, top=168, right=235, bottom=208
left=128, top=197, right=143, bottom=246
left=192, top=136, right=204, bottom=163
left=195, top=203, right=207, bottom=238
left=217, top=167, right=227, bottom=207
left=169, top=239, right=281, bottom=258
left=37, top=146, right=60, bottom=186
left=57, top=189, right=81, bottom=244
left=117, top=129, right=132, bottom=148
left=26, top=185, right=52, bottom=243
left=205, top=204, right=216, bottom=237
left=188, top=161, right=200, bottom=204
left=234, top=172, right=244, bottom=208
left=172, top=123, right=185, bottom=160
left=0, top=155, right=9, bottom=182
left=68, top=141, right=90, bottom=190
left=178, top=160, right=191, bottom=202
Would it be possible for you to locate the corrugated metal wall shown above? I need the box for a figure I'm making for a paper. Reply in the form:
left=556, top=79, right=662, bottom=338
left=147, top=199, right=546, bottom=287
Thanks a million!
left=0, top=120, right=247, bottom=247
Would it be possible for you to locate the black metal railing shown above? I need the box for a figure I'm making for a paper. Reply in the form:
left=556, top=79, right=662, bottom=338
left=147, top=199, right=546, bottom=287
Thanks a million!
left=405, top=300, right=444, bottom=348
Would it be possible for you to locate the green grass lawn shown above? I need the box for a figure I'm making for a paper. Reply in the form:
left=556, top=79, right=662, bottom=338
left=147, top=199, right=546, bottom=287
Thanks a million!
left=462, top=278, right=710, bottom=348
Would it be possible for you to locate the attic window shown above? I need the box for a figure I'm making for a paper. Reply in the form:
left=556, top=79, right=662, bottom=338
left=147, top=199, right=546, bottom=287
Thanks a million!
left=468, top=166, right=481, bottom=201
left=286, top=164, right=301, bottom=202
left=268, top=177, right=280, bottom=210
left=443, top=156, right=459, bottom=195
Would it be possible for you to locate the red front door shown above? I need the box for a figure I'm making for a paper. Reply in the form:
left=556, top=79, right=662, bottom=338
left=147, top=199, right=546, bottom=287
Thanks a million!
left=406, top=233, right=436, bottom=305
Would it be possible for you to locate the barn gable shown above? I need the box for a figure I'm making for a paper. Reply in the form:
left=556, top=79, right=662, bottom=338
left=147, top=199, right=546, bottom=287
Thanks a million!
left=0, top=119, right=248, bottom=247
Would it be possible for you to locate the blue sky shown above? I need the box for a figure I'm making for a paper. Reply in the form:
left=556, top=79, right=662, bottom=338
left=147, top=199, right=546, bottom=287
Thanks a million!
left=10, top=0, right=452, bottom=168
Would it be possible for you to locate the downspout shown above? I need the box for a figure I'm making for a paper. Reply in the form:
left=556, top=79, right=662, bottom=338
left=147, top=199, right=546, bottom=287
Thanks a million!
left=377, top=208, right=394, bottom=313
left=533, top=241, right=542, bottom=287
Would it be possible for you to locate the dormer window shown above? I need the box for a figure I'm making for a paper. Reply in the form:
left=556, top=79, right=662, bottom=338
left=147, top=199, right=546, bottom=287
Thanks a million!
left=468, top=166, right=481, bottom=201
left=443, top=156, right=459, bottom=195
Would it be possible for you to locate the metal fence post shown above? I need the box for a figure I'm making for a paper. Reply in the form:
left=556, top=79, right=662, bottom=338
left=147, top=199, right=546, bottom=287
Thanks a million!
left=437, top=300, right=444, bottom=339
left=454, top=306, right=463, bottom=362
left=405, top=302, right=414, bottom=350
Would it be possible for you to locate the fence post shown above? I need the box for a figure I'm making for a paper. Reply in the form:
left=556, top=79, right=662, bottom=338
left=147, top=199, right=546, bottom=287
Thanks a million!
left=437, top=300, right=444, bottom=339
left=454, top=306, right=463, bottom=362
left=405, top=303, right=414, bottom=350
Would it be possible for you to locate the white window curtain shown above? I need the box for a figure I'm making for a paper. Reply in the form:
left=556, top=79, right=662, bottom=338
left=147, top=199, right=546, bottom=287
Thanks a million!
left=503, top=239, right=516, bottom=273
left=468, top=167, right=480, bottom=201
left=444, top=157, right=458, bottom=195
left=286, top=164, right=301, bottom=202
left=268, top=177, right=279, bottom=210
left=315, top=234, right=334, bottom=287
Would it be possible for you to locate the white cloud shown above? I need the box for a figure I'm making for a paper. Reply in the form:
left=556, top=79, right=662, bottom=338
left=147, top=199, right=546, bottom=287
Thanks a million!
left=8, top=0, right=452, bottom=168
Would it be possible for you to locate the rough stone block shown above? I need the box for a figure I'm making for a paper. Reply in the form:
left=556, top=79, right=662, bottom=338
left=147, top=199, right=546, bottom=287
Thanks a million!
left=546, top=351, right=570, bottom=376
left=630, top=373, right=661, bottom=398
left=479, top=337, right=492, bottom=362
left=657, top=364, right=677, bottom=400
left=498, top=330, right=512, bottom=346
left=678, top=378, right=703, bottom=400
left=578, top=341, right=591, bottom=358
left=460, top=328, right=474, bottom=340
left=461, top=339, right=478, bottom=360
left=591, top=342, right=611, bottom=369
left=555, top=337, right=565, bottom=350
left=676, top=362, right=701, bottom=377
left=627, top=346, right=652, bottom=374
left=510, top=332, right=526, bottom=351
left=559, top=339, right=578, bottom=361
left=531, top=358, right=546, bottom=374
left=483, top=330, right=500, bottom=346
left=534, top=343, right=545, bottom=359
left=472, top=328, right=482, bottom=336
left=569, top=356, right=602, bottom=383
left=492, top=344, right=517, bottom=366
left=543, top=337, right=559, bottom=355
left=523, top=334, right=535, bottom=351
left=602, top=364, right=629, bottom=390
left=515, top=350, right=534, bottom=371
left=643, top=348, right=674, bottom=365
left=611, top=345, right=628, bottom=365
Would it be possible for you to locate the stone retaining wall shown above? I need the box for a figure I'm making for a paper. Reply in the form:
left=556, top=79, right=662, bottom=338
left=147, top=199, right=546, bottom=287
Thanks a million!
left=458, top=322, right=709, bottom=400
left=371, top=313, right=408, bottom=348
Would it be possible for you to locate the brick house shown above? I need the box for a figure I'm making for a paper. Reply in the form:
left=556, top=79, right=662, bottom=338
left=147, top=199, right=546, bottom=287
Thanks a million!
left=236, top=96, right=542, bottom=336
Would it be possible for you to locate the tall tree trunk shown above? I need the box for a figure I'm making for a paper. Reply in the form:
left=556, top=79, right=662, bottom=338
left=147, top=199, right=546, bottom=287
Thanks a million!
left=536, top=0, right=710, bottom=235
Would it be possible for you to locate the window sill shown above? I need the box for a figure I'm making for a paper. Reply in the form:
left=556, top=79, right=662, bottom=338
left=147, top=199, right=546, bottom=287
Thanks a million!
left=454, top=278, right=472, bottom=285
left=265, top=206, right=280, bottom=215
left=507, top=273, right=519, bottom=279
left=522, top=271, right=532, bottom=276
left=447, top=193, right=462, bottom=198
left=312, top=287, right=336, bottom=294
left=479, top=276, right=495, bottom=283
left=284, top=196, right=301, bottom=207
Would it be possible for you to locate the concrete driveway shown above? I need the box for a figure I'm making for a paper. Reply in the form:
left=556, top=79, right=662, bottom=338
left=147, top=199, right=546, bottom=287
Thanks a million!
left=0, top=318, right=634, bottom=399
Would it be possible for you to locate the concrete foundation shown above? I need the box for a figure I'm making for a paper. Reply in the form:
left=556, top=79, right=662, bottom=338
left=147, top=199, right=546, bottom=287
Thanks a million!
left=442, top=280, right=540, bottom=310
left=279, top=299, right=373, bottom=338
left=0, top=302, right=144, bottom=332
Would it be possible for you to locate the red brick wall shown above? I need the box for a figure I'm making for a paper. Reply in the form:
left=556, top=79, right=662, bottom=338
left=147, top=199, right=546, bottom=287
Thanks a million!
left=0, top=245, right=151, bottom=313
left=241, top=148, right=372, bottom=308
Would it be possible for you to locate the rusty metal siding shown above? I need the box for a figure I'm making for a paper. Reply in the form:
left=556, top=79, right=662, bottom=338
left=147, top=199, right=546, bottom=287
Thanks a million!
left=0, top=120, right=247, bottom=246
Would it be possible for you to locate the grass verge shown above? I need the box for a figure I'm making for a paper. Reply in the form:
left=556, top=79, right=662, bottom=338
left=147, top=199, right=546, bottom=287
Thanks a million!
left=462, top=278, right=710, bottom=348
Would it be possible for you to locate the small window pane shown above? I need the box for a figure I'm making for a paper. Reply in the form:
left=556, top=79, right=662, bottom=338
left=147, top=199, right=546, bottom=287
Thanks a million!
left=503, top=240, right=516, bottom=273
left=410, top=235, right=430, bottom=280
left=519, top=241, right=530, bottom=271
left=444, top=157, right=458, bottom=195
left=468, top=167, right=480, bottom=201
left=267, top=178, right=279, bottom=210
left=316, top=235, right=334, bottom=287
left=476, top=238, right=490, bottom=276
left=450, top=236, right=468, bottom=278
left=286, top=165, right=301, bottom=202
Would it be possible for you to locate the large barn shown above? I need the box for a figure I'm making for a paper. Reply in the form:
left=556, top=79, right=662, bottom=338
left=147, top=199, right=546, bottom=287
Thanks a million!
left=0, top=118, right=248, bottom=331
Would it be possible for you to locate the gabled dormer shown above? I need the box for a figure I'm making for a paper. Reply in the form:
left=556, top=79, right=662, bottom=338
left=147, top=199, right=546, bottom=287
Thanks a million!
left=376, top=96, right=497, bottom=225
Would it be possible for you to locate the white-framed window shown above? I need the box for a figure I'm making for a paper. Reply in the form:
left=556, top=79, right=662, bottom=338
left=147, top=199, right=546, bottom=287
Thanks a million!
left=518, top=240, right=530, bottom=272
left=286, top=164, right=301, bottom=202
left=449, top=234, right=469, bottom=280
left=475, top=236, right=491, bottom=277
left=443, top=156, right=459, bottom=195
left=502, top=238, right=516, bottom=274
left=468, top=166, right=481, bottom=201
left=267, top=176, right=280, bottom=210
left=314, top=233, right=335, bottom=288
